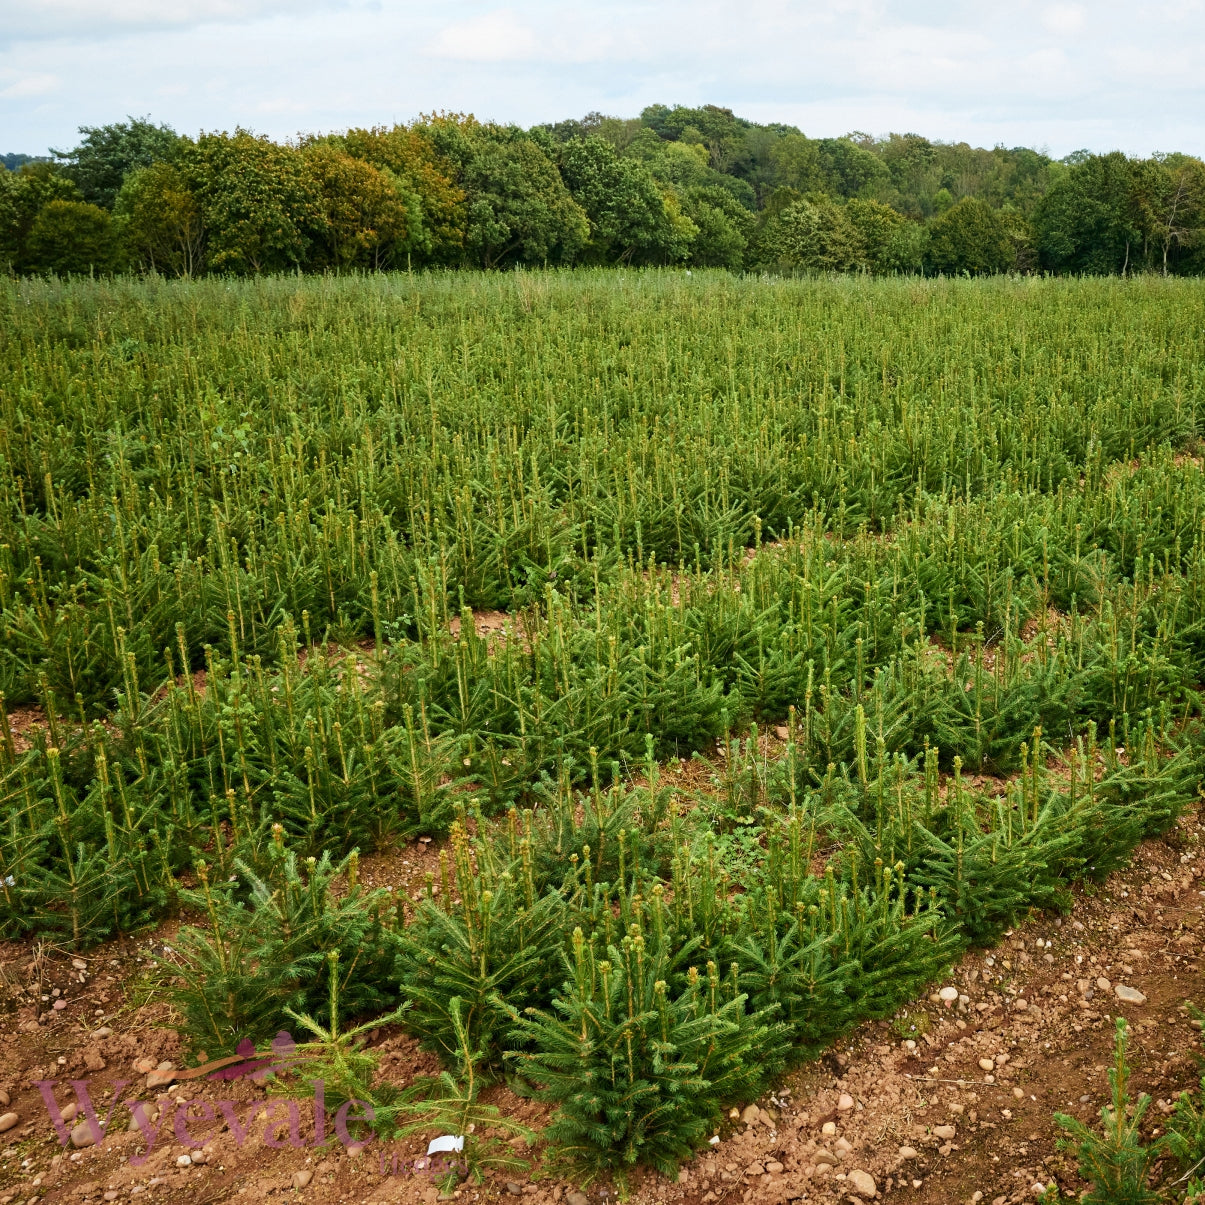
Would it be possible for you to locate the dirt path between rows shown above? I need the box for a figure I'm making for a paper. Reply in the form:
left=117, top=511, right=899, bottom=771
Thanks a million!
left=2, top=817, right=1203, bottom=1205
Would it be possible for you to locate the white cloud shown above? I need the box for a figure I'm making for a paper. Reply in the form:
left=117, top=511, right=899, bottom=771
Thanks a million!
left=1041, top=3, right=1086, bottom=34
left=0, top=73, right=61, bottom=98
left=0, top=0, right=337, bottom=41
left=427, top=9, right=541, bottom=62
left=0, top=0, right=1202, bottom=157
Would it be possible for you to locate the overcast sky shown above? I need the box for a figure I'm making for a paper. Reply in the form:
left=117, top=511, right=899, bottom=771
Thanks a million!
left=2, top=0, right=1203, bottom=158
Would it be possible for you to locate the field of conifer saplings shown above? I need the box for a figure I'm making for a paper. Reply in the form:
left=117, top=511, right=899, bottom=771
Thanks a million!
left=2, top=270, right=1205, bottom=1202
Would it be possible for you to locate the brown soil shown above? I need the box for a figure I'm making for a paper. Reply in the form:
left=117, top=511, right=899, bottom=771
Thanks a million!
left=1, top=823, right=1203, bottom=1205
left=3, top=704, right=49, bottom=755
left=448, top=612, right=522, bottom=645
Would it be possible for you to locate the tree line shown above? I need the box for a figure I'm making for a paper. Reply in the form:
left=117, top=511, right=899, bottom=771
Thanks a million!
left=2, top=104, right=1202, bottom=277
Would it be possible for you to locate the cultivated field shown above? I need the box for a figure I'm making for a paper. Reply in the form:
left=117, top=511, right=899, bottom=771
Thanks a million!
left=2, top=270, right=1205, bottom=1205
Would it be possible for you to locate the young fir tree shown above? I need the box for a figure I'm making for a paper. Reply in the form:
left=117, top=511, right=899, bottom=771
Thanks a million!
left=1053, top=1018, right=1161, bottom=1204
left=505, top=913, right=781, bottom=1187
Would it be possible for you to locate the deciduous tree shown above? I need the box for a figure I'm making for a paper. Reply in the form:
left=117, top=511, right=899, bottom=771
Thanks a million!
left=755, top=197, right=865, bottom=271
left=53, top=117, right=182, bottom=209
left=557, top=136, right=692, bottom=264
left=925, top=197, right=1014, bottom=275
left=25, top=199, right=118, bottom=274
left=0, top=162, right=81, bottom=272
left=304, top=144, right=422, bottom=270
left=1034, top=153, right=1143, bottom=275
left=182, top=131, right=321, bottom=274
left=420, top=117, right=589, bottom=269
left=115, top=161, right=203, bottom=276
left=338, top=125, right=467, bottom=264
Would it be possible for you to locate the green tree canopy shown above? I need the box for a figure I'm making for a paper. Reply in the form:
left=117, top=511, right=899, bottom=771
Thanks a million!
left=1033, top=152, right=1144, bottom=274
left=557, top=136, right=692, bottom=264
left=25, top=199, right=118, bottom=274
left=304, top=144, right=423, bottom=270
left=0, top=162, right=81, bottom=272
left=421, top=117, right=589, bottom=269
left=333, top=125, right=467, bottom=265
left=814, top=138, right=891, bottom=198
left=682, top=186, right=753, bottom=269
left=846, top=198, right=920, bottom=273
left=925, top=196, right=1014, bottom=275
left=1134, top=154, right=1205, bottom=275
left=53, top=117, right=182, bottom=209
left=115, top=161, right=204, bottom=277
left=755, top=197, right=865, bottom=271
left=182, top=130, right=322, bottom=274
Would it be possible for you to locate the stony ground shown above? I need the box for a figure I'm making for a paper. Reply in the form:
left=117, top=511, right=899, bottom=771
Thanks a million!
left=2, top=816, right=1203, bottom=1205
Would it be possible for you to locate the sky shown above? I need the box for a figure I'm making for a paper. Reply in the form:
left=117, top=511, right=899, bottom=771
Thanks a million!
left=2, top=0, right=1204, bottom=158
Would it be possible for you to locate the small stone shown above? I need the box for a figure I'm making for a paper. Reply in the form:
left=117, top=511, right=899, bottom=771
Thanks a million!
left=848, top=1169, right=877, bottom=1198
left=61, top=1102, right=79, bottom=1123
left=938, top=987, right=958, bottom=1003
left=775, top=726, right=789, bottom=741
left=1013, top=1088, right=1025, bottom=1099
left=740, top=1104, right=760, bottom=1125
left=190, top=1149, right=206, bottom=1164
left=835, top=1137, right=853, bottom=1153
left=678, top=1170, right=689, bottom=1184
left=567, top=1193, right=589, bottom=1205
left=837, top=1093, right=854, bottom=1112
left=766, top=1161, right=784, bottom=1175
left=70, top=1120, right=99, bottom=1148
left=1115, top=984, right=1147, bottom=1005
left=507, top=1184, right=522, bottom=1196
left=814, top=1150, right=838, bottom=1169
left=1096, top=977, right=1112, bottom=992
left=127, top=1106, right=160, bottom=1133
left=939, top=1142, right=953, bottom=1156
left=729, top=1108, right=739, bottom=1120
left=176, top=1154, right=192, bottom=1168
left=0, top=1113, right=17, bottom=1133
left=146, top=1069, right=176, bottom=1089
left=745, top=1163, right=765, bottom=1176
left=133, top=1058, right=156, bottom=1074
left=53, top=998, right=67, bottom=1010
left=821, top=1121, right=837, bottom=1136
left=898, top=1146, right=918, bottom=1159
left=978, top=1058, right=995, bottom=1071
left=933, top=1125, right=956, bottom=1140
left=93, top=1027, right=113, bottom=1039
